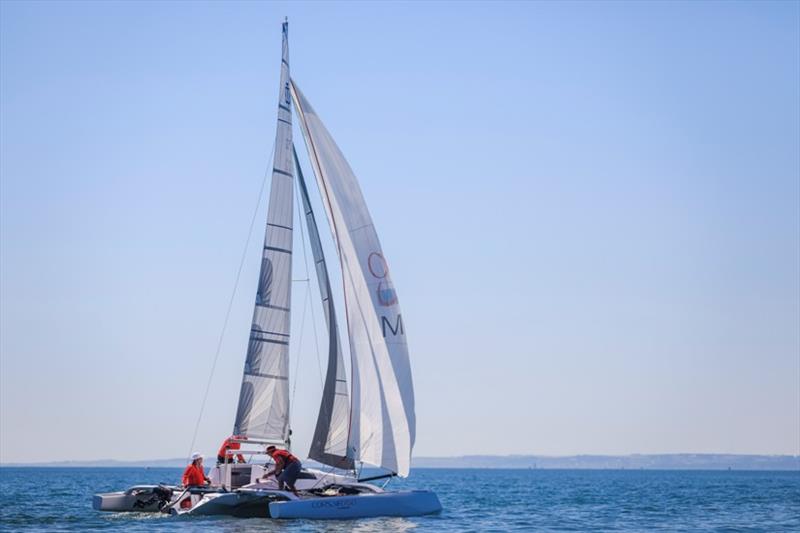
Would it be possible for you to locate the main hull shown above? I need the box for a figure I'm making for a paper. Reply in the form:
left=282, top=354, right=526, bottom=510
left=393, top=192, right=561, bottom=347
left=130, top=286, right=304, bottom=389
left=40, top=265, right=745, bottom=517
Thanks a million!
left=177, top=489, right=287, bottom=518
left=269, top=490, right=442, bottom=519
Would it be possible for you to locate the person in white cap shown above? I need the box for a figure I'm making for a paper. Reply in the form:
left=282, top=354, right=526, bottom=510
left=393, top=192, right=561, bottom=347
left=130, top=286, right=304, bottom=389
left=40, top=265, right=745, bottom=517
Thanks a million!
left=182, top=452, right=211, bottom=487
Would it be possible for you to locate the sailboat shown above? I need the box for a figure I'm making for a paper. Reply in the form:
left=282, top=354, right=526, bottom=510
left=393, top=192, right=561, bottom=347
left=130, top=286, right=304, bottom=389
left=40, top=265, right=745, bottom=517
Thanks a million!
left=92, top=20, right=441, bottom=520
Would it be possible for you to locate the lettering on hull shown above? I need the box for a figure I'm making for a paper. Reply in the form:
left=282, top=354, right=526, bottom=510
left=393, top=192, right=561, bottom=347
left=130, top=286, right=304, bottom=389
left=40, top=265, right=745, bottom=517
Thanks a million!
left=310, top=498, right=358, bottom=510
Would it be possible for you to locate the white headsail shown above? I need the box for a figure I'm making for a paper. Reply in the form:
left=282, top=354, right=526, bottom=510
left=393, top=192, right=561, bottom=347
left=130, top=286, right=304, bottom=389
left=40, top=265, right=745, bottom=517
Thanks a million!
left=291, top=81, right=416, bottom=476
left=294, top=146, right=354, bottom=470
left=233, top=20, right=294, bottom=442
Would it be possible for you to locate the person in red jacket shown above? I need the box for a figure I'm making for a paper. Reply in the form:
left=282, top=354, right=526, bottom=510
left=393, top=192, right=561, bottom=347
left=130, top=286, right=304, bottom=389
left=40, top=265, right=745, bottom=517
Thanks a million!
left=182, top=452, right=211, bottom=487
left=262, top=445, right=302, bottom=496
left=216, top=435, right=247, bottom=465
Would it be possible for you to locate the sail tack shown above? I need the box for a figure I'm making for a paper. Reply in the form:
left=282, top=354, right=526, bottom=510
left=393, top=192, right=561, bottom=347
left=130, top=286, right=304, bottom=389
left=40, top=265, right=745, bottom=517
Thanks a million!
left=295, top=147, right=354, bottom=470
left=291, top=81, right=416, bottom=477
left=233, top=21, right=294, bottom=442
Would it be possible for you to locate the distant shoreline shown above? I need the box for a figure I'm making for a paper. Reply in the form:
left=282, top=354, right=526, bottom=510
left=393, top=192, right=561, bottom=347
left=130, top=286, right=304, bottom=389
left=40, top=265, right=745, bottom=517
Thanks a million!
left=2, top=454, right=798, bottom=470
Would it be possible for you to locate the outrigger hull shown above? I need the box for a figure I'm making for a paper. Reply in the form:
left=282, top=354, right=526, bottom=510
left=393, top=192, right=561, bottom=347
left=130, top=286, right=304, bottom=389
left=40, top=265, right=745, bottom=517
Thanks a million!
left=92, top=485, right=176, bottom=512
left=268, top=490, right=442, bottom=519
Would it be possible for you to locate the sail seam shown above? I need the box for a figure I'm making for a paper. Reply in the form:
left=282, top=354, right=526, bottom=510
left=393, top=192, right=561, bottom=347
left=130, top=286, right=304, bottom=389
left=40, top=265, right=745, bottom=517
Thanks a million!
left=273, top=168, right=293, bottom=178
left=249, top=337, right=289, bottom=346
left=348, top=222, right=373, bottom=234
left=245, top=371, right=289, bottom=381
left=250, top=329, right=290, bottom=337
left=267, top=222, right=293, bottom=231
left=264, top=245, right=292, bottom=254
left=257, top=303, right=290, bottom=312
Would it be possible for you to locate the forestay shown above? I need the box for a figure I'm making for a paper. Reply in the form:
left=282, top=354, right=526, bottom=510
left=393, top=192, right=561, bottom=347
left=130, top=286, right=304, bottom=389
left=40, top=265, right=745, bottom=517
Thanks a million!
left=291, top=81, right=416, bottom=477
left=294, top=146, right=354, bottom=470
left=233, top=21, right=293, bottom=442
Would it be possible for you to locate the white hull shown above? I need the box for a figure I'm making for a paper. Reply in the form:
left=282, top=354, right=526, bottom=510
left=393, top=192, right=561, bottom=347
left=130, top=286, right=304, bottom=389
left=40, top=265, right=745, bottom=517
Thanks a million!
left=269, top=490, right=442, bottom=519
left=92, top=485, right=176, bottom=512
left=93, top=467, right=380, bottom=516
left=176, top=468, right=383, bottom=517
left=175, top=489, right=286, bottom=518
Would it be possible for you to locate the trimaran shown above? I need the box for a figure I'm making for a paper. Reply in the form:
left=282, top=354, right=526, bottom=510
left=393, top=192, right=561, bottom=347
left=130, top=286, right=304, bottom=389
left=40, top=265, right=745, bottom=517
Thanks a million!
left=93, top=20, right=441, bottom=520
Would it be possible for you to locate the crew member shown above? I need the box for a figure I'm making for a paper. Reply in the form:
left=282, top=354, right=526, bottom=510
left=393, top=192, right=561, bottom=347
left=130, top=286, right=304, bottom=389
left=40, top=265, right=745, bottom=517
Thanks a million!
left=216, top=434, right=247, bottom=464
left=262, top=445, right=302, bottom=496
left=182, top=452, right=211, bottom=487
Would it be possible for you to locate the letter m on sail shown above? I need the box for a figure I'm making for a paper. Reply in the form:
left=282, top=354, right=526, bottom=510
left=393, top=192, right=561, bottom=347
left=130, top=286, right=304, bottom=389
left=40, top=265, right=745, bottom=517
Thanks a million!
left=381, top=314, right=404, bottom=337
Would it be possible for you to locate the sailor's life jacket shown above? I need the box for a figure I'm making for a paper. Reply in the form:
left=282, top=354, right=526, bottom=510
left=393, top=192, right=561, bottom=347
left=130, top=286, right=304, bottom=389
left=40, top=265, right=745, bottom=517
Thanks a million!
left=217, top=435, right=246, bottom=462
left=271, top=449, right=299, bottom=465
left=182, top=463, right=206, bottom=486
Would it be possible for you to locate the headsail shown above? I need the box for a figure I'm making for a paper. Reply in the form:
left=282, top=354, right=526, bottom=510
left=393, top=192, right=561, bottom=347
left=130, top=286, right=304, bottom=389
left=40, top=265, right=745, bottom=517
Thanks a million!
left=233, top=20, right=294, bottom=442
left=291, top=81, right=416, bottom=477
left=294, top=146, right=354, bottom=470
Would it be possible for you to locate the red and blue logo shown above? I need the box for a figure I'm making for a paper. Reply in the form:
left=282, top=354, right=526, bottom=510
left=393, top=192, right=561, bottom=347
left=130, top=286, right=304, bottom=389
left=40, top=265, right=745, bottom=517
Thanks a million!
left=368, top=252, right=397, bottom=306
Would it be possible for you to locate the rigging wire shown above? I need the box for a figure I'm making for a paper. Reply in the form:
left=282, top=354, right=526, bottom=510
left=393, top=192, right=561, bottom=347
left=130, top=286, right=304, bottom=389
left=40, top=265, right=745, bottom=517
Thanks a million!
left=289, top=160, right=326, bottom=418
left=289, top=277, right=310, bottom=419
left=187, top=139, right=275, bottom=458
left=293, top=154, right=325, bottom=388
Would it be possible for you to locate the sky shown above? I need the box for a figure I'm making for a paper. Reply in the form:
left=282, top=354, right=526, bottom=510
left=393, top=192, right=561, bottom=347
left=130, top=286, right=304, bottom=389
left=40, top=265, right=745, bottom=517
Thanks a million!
left=1, top=1, right=798, bottom=464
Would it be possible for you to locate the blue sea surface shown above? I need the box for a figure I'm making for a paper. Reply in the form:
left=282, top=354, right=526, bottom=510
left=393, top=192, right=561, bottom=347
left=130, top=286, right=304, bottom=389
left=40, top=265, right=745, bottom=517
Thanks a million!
left=0, top=467, right=798, bottom=531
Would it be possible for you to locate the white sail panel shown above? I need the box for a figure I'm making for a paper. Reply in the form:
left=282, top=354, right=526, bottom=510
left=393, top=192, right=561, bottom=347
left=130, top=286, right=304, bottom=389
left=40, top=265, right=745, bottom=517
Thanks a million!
left=291, top=81, right=415, bottom=476
left=295, top=147, right=354, bottom=469
left=233, top=21, right=293, bottom=442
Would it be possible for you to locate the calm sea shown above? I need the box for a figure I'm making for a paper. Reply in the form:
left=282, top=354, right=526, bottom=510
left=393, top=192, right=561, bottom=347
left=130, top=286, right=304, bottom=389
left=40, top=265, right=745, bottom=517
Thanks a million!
left=0, top=467, right=798, bottom=531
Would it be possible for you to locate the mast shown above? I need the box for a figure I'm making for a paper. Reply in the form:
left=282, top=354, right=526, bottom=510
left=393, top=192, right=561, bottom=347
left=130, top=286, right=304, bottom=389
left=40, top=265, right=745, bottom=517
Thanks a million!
left=232, top=20, right=294, bottom=444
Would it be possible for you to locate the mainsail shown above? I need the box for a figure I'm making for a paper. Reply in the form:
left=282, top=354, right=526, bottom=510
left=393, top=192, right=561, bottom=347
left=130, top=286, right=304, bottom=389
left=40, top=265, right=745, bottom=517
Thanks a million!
left=294, top=146, right=354, bottom=470
left=291, top=81, right=416, bottom=476
left=233, top=21, right=294, bottom=442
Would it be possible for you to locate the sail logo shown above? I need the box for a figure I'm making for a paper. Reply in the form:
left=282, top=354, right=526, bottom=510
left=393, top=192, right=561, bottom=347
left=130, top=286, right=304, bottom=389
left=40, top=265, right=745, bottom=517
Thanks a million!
left=376, top=282, right=397, bottom=306
left=381, top=314, right=404, bottom=338
left=368, top=251, right=403, bottom=337
left=368, top=252, right=397, bottom=306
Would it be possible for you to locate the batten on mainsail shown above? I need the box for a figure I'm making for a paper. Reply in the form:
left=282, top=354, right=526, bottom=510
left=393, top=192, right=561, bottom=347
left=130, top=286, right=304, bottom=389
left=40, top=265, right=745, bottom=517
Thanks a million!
left=294, top=146, right=354, bottom=470
left=290, top=80, right=416, bottom=477
left=233, top=20, right=294, bottom=443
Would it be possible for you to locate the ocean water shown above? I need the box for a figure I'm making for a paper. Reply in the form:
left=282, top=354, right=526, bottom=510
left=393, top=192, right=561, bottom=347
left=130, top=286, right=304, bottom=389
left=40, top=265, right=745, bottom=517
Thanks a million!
left=0, top=467, right=798, bottom=531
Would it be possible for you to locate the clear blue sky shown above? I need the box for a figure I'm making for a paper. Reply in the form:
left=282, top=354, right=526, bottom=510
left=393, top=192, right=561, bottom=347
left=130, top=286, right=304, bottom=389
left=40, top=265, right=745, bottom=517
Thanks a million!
left=1, top=1, right=798, bottom=463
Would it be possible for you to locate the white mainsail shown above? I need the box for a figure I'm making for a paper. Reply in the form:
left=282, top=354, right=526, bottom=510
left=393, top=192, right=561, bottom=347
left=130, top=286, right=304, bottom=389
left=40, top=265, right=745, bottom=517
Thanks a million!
left=291, top=81, right=416, bottom=477
left=294, top=146, right=354, bottom=469
left=233, top=20, right=294, bottom=442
